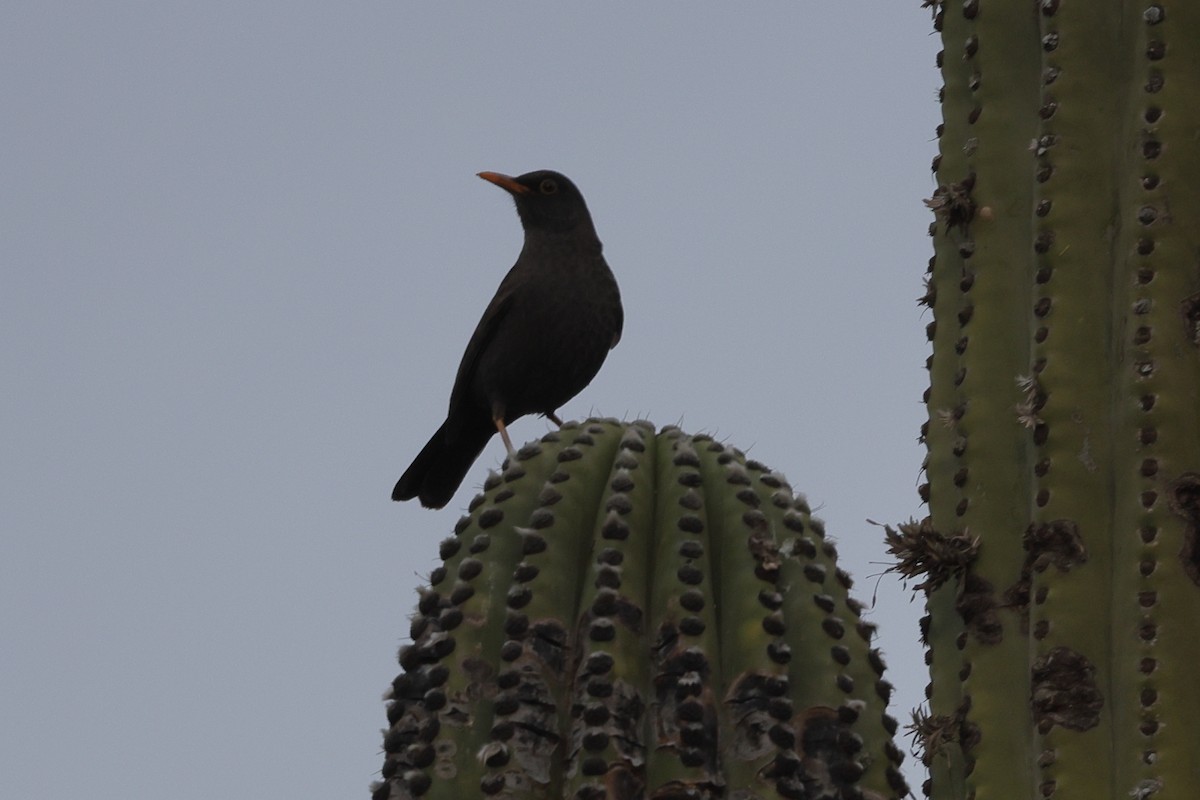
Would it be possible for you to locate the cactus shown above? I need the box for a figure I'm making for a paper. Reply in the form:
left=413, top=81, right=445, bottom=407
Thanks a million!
left=374, top=420, right=908, bottom=799
left=902, top=1, right=1200, bottom=798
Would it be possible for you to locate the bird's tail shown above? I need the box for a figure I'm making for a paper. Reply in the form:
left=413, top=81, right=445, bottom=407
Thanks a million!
left=392, top=414, right=496, bottom=508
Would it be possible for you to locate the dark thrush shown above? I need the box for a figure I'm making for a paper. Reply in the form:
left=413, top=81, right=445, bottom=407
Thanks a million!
left=392, top=170, right=623, bottom=508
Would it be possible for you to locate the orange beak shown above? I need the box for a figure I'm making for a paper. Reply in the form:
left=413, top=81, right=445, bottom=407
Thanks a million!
left=477, top=171, right=530, bottom=195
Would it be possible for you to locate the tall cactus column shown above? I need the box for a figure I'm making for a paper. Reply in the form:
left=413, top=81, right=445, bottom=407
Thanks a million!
left=905, top=1, right=1200, bottom=798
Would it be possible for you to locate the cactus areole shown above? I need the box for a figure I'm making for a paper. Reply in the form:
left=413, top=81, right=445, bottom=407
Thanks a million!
left=376, top=420, right=908, bottom=799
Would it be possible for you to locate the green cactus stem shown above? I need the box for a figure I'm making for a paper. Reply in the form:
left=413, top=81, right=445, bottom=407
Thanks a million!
left=376, top=419, right=908, bottom=800
left=909, top=1, right=1200, bottom=798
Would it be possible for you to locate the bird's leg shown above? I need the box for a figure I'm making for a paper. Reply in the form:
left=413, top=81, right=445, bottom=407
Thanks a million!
left=545, top=411, right=564, bottom=428
left=493, top=414, right=516, bottom=457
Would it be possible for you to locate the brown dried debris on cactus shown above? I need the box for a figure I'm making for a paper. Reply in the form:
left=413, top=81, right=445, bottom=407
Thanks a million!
left=1170, top=473, right=1200, bottom=585
left=907, top=708, right=958, bottom=767
left=956, top=572, right=1003, bottom=645
left=924, top=175, right=977, bottom=234
left=1181, top=292, right=1200, bottom=346
left=1003, top=519, right=1087, bottom=623
left=1024, top=519, right=1087, bottom=574
left=880, top=517, right=980, bottom=592
left=918, top=275, right=937, bottom=308
left=906, top=702, right=979, bottom=770
left=1014, top=374, right=1046, bottom=429
left=1030, top=646, right=1103, bottom=732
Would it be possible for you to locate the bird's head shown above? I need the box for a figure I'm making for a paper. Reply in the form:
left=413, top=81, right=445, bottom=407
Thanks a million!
left=478, top=170, right=595, bottom=235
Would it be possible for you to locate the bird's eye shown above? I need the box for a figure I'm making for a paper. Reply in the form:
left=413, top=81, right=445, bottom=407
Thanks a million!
left=539, top=179, right=558, bottom=195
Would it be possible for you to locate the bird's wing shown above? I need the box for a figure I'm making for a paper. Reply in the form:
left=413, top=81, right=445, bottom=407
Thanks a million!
left=606, top=262, right=623, bottom=349
left=446, top=278, right=519, bottom=415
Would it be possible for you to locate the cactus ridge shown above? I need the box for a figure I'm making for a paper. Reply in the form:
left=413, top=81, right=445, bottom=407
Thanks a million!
left=375, top=419, right=907, bottom=800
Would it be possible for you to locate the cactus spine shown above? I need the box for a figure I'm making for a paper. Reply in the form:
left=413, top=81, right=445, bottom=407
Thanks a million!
left=907, top=1, right=1200, bottom=798
left=376, top=420, right=908, bottom=799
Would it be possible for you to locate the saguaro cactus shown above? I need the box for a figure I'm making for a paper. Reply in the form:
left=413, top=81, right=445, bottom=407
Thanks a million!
left=375, top=420, right=908, bottom=799
left=902, top=1, right=1200, bottom=798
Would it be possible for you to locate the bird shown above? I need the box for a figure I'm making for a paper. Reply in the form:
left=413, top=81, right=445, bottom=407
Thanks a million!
left=392, top=170, right=623, bottom=508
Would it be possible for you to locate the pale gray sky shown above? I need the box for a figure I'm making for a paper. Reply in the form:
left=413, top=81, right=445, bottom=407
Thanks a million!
left=3, top=4, right=939, bottom=797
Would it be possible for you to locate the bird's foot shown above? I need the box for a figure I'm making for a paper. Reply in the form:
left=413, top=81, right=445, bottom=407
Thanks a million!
left=494, top=415, right=517, bottom=457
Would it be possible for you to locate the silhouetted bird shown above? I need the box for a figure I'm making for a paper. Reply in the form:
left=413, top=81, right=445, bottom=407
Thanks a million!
left=392, top=170, right=623, bottom=508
